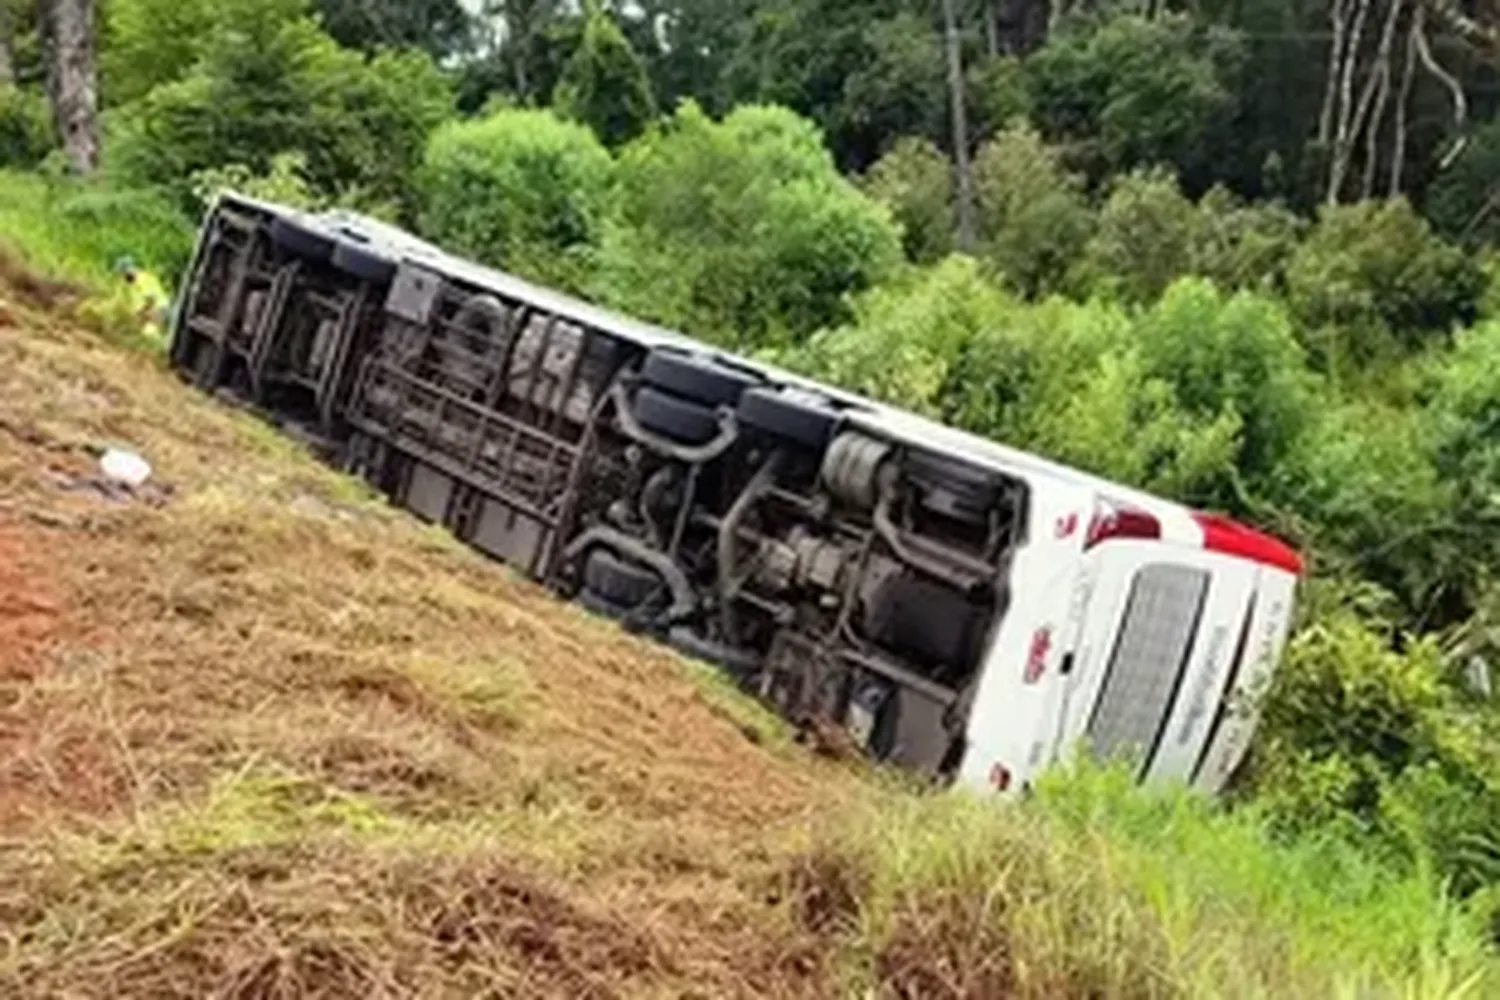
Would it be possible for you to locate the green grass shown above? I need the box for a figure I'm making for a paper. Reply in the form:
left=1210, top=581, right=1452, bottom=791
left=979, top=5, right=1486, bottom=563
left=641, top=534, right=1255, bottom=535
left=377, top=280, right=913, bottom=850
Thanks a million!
left=0, top=169, right=193, bottom=289
left=811, top=760, right=1498, bottom=998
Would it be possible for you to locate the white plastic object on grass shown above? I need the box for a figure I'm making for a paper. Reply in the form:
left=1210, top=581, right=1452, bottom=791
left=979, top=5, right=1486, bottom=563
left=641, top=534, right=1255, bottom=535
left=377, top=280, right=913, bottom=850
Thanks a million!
left=99, top=448, right=153, bottom=489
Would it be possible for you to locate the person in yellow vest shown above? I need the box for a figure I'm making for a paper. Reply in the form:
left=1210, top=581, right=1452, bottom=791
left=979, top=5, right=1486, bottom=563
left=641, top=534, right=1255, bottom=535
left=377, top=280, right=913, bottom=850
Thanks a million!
left=112, top=256, right=170, bottom=347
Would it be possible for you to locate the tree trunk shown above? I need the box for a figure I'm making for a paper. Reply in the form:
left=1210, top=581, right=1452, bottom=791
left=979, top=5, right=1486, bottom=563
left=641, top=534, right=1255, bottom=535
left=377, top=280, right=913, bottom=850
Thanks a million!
left=39, top=0, right=98, bottom=173
left=1, top=2, right=15, bottom=86
left=942, top=0, right=976, bottom=252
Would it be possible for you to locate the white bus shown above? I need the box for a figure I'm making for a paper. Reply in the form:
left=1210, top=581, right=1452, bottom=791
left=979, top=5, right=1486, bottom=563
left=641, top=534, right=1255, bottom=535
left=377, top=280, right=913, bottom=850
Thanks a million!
left=168, top=193, right=1302, bottom=795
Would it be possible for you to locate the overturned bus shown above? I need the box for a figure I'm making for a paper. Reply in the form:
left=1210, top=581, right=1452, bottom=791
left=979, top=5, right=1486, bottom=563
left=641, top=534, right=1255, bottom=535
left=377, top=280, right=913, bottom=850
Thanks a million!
left=166, top=193, right=1304, bottom=796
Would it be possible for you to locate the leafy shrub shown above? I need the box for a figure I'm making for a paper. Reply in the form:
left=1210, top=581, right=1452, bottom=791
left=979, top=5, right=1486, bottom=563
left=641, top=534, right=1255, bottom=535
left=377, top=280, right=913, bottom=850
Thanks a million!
left=110, top=8, right=453, bottom=219
left=190, top=153, right=323, bottom=213
left=416, top=109, right=615, bottom=290
left=972, top=121, right=1092, bottom=297
left=593, top=101, right=901, bottom=348
left=965, top=56, right=1032, bottom=139
left=860, top=136, right=954, bottom=264
left=1191, top=185, right=1304, bottom=292
left=0, top=170, right=192, bottom=286
left=1075, top=167, right=1198, bottom=303
left=100, top=0, right=232, bottom=107
left=1425, top=116, right=1500, bottom=245
left=1270, top=401, right=1457, bottom=614
left=780, top=255, right=1005, bottom=415
left=1423, top=319, right=1500, bottom=613
left=1286, top=199, right=1484, bottom=369
left=1254, top=612, right=1500, bottom=900
left=0, top=85, right=54, bottom=168
left=1133, top=278, right=1314, bottom=499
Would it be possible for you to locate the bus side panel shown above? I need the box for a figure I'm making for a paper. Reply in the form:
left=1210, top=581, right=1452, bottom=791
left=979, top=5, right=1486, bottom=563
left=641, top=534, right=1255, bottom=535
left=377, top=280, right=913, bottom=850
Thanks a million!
left=955, top=482, right=1095, bottom=794
left=1192, top=566, right=1297, bottom=794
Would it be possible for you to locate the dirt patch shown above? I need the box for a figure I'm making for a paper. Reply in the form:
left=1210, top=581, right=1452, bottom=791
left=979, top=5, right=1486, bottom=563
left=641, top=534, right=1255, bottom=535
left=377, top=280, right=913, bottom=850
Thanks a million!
left=0, top=519, right=128, bottom=831
left=424, top=867, right=670, bottom=998
left=0, top=521, right=61, bottom=684
left=784, top=849, right=868, bottom=937
left=875, top=892, right=1017, bottom=1000
left=0, top=246, right=85, bottom=313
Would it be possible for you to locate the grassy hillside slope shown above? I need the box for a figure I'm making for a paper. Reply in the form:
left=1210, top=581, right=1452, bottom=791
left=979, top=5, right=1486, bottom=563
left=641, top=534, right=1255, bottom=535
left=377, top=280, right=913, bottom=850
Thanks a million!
left=0, top=228, right=1495, bottom=997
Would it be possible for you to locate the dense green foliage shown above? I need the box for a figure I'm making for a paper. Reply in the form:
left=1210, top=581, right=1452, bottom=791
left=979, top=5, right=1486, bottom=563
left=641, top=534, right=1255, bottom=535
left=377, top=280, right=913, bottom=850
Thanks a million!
left=591, top=102, right=902, bottom=347
left=551, top=4, right=656, bottom=146
left=417, top=110, right=615, bottom=290
left=7, top=0, right=1500, bottom=969
left=107, top=0, right=452, bottom=219
left=0, top=84, right=52, bottom=168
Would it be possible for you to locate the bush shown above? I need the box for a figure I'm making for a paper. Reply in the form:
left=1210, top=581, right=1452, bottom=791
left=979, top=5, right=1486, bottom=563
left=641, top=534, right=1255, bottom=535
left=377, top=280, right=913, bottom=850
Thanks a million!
left=1426, top=116, right=1500, bottom=245
left=1423, top=319, right=1500, bottom=613
left=1133, top=278, right=1314, bottom=500
left=1254, top=612, right=1500, bottom=901
left=1286, top=199, right=1484, bottom=370
left=780, top=255, right=1007, bottom=416
left=861, top=137, right=954, bottom=264
left=416, top=109, right=615, bottom=290
left=110, top=9, right=453, bottom=220
left=972, top=121, right=1092, bottom=298
left=1191, top=185, right=1304, bottom=292
left=0, top=85, right=54, bottom=168
left=592, top=101, right=901, bottom=349
left=1270, top=401, right=1458, bottom=615
left=1075, top=167, right=1199, bottom=303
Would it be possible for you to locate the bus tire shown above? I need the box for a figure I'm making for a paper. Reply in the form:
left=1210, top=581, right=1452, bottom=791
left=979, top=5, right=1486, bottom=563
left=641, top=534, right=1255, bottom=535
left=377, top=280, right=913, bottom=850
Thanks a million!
left=633, top=386, right=720, bottom=444
left=583, top=548, right=663, bottom=608
left=642, top=350, right=761, bottom=407
left=737, top=388, right=838, bottom=451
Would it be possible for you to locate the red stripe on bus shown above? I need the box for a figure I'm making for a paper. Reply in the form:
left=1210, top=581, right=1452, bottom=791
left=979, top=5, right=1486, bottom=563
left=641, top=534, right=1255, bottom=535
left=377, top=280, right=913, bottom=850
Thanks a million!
left=1192, top=513, right=1303, bottom=576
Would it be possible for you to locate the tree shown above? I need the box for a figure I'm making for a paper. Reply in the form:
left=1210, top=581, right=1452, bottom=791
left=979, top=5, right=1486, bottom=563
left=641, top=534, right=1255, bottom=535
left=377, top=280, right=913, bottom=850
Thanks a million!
left=1191, top=186, right=1304, bottom=293
left=552, top=4, right=655, bottom=146
left=1076, top=168, right=1201, bottom=303
left=862, top=136, right=955, bottom=264
left=1, top=0, right=15, bottom=84
left=972, top=121, right=1092, bottom=297
left=314, top=0, right=473, bottom=59
left=38, top=0, right=97, bottom=173
left=836, top=13, right=946, bottom=173
left=111, top=7, right=453, bottom=217
left=1026, top=14, right=1243, bottom=189
left=417, top=108, right=615, bottom=289
left=593, top=101, right=902, bottom=348
left=941, top=0, right=975, bottom=250
left=1285, top=198, right=1483, bottom=371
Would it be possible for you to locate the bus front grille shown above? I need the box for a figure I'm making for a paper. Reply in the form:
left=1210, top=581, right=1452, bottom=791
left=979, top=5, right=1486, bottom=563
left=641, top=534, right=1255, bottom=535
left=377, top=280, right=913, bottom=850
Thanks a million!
left=1086, top=564, right=1210, bottom=771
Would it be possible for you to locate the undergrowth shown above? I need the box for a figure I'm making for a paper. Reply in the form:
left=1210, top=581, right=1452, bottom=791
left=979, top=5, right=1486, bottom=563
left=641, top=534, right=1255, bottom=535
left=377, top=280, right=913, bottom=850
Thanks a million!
left=796, top=761, right=1497, bottom=998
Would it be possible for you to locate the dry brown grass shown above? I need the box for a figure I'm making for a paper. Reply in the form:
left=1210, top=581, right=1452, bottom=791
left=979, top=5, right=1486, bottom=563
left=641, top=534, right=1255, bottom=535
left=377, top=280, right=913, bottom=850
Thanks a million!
left=0, top=274, right=855, bottom=998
